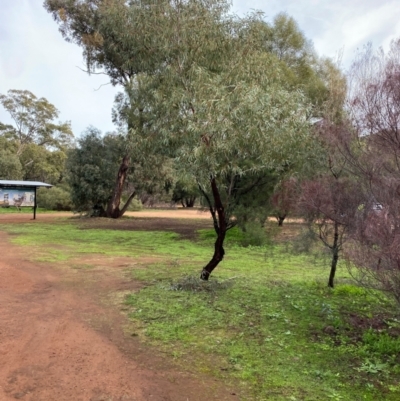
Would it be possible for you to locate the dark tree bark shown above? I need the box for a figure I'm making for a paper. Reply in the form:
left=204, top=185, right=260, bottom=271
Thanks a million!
left=184, top=196, right=196, bottom=207
left=277, top=214, right=286, bottom=226
left=106, top=154, right=130, bottom=218
left=200, top=177, right=227, bottom=281
left=328, top=221, right=340, bottom=288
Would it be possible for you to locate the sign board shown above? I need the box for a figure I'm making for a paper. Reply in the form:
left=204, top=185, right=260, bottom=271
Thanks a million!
left=0, top=187, right=35, bottom=208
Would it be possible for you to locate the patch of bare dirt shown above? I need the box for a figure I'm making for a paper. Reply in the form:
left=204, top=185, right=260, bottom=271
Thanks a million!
left=0, top=212, right=73, bottom=224
left=0, top=231, right=240, bottom=401
left=0, top=209, right=212, bottom=224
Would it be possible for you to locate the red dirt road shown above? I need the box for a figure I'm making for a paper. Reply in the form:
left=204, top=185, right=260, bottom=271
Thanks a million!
left=0, top=224, right=239, bottom=401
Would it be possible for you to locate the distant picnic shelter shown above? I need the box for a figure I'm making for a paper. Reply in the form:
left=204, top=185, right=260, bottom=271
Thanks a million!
left=0, top=180, right=52, bottom=220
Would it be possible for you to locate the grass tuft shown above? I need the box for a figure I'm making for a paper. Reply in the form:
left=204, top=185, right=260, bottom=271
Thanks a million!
left=169, top=274, right=235, bottom=292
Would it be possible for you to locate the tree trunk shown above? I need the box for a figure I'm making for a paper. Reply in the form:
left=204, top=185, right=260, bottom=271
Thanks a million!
left=328, top=221, right=340, bottom=288
left=106, top=154, right=130, bottom=218
left=277, top=214, right=286, bottom=226
left=184, top=196, right=196, bottom=207
left=200, top=177, right=227, bottom=281
left=119, top=190, right=137, bottom=216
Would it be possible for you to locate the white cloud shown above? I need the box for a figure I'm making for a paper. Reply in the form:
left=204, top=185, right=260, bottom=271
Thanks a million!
left=0, top=0, right=119, bottom=137
left=232, top=0, right=400, bottom=67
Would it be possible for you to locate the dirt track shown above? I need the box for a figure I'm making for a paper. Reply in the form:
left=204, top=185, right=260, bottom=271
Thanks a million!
left=0, top=214, right=238, bottom=401
left=0, top=209, right=212, bottom=224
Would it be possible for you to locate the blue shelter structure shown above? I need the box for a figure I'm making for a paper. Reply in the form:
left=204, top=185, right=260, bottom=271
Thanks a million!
left=0, top=180, right=52, bottom=219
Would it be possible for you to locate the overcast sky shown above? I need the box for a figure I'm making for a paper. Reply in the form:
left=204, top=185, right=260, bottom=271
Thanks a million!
left=1, top=0, right=399, bottom=137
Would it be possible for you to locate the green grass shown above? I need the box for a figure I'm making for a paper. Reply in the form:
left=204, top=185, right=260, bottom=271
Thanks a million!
left=1, top=219, right=400, bottom=400
left=0, top=206, right=54, bottom=214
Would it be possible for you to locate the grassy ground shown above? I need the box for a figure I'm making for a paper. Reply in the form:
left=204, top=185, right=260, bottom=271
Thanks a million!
left=1, top=218, right=400, bottom=400
left=0, top=207, right=52, bottom=214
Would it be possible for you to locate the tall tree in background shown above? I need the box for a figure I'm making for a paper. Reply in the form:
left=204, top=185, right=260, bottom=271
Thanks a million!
left=0, top=89, right=73, bottom=183
left=0, top=142, right=22, bottom=180
left=271, top=177, right=298, bottom=226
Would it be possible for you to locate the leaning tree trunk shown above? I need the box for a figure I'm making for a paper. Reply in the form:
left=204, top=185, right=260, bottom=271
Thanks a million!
left=328, top=221, right=340, bottom=288
left=200, top=178, right=227, bottom=281
left=106, top=154, right=130, bottom=218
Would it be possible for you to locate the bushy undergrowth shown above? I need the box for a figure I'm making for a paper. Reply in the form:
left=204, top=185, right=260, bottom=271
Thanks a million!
left=37, top=186, right=72, bottom=211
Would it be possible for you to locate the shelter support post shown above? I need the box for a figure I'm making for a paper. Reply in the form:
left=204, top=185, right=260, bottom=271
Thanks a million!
left=33, top=187, right=37, bottom=220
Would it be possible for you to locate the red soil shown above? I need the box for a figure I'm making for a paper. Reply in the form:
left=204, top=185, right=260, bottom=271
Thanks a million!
left=0, top=214, right=239, bottom=401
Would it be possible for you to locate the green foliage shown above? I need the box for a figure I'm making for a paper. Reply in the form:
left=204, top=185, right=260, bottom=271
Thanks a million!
left=289, top=227, right=319, bottom=254
left=332, top=284, right=367, bottom=297
left=124, top=197, right=143, bottom=211
left=36, top=186, right=72, bottom=211
left=228, top=170, right=279, bottom=230
left=66, top=127, right=125, bottom=215
left=362, top=330, right=400, bottom=357
left=0, top=89, right=73, bottom=154
left=0, top=89, right=73, bottom=184
left=0, top=148, right=23, bottom=180
left=238, top=222, right=269, bottom=247
left=172, top=179, right=199, bottom=207
left=19, top=143, right=68, bottom=183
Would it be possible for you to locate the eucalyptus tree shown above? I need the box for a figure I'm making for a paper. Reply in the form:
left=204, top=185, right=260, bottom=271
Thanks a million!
left=44, top=0, right=230, bottom=217
left=67, top=126, right=173, bottom=216
left=44, top=0, right=159, bottom=217
left=0, top=150, right=22, bottom=180
left=67, top=127, right=123, bottom=216
left=136, top=10, right=315, bottom=280
left=0, top=89, right=73, bottom=183
left=243, top=13, right=331, bottom=114
left=0, top=89, right=73, bottom=155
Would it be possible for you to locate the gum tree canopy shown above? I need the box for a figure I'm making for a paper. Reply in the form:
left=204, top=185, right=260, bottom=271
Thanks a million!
left=134, top=7, right=315, bottom=280
left=0, top=89, right=73, bottom=182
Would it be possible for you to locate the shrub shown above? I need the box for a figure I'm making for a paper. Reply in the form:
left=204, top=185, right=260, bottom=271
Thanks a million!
left=332, top=284, right=367, bottom=297
left=125, top=197, right=143, bottom=211
left=362, top=329, right=400, bottom=356
left=36, top=186, right=72, bottom=211
left=240, top=221, right=277, bottom=247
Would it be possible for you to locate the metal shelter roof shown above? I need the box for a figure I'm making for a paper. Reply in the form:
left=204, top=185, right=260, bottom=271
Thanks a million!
left=0, top=180, right=52, bottom=188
